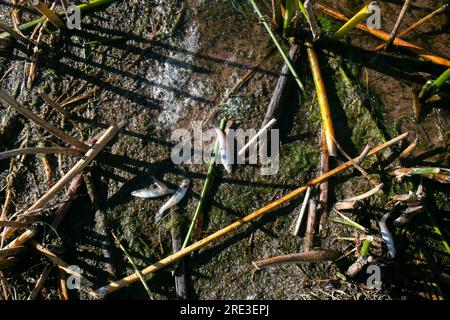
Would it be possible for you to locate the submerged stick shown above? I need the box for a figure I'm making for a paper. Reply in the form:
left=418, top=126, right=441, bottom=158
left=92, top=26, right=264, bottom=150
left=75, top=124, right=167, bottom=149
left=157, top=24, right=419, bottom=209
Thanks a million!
left=0, top=147, right=82, bottom=160
left=252, top=249, right=340, bottom=269
left=92, top=133, right=408, bottom=296
left=316, top=4, right=450, bottom=68
left=0, top=91, right=89, bottom=152
left=249, top=0, right=305, bottom=91
left=1, top=122, right=125, bottom=245
left=306, top=40, right=337, bottom=156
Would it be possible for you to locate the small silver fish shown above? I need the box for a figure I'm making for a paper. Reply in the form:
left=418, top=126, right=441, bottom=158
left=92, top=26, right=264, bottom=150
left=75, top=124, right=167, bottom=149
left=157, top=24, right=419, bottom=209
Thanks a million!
left=131, top=176, right=175, bottom=199
left=379, top=213, right=396, bottom=258
left=215, top=128, right=232, bottom=173
left=155, top=179, right=190, bottom=221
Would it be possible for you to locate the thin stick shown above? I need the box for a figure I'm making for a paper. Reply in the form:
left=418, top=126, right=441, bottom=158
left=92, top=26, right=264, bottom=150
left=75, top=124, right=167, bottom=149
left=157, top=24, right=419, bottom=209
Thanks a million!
left=38, top=90, right=71, bottom=118
left=304, top=199, right=316, bottom=252
left=332, top=137, right=380, bottom=189
left=33, top=1, right=65, bottom=29
left=238, top=119, right=276, bottom=157
left=92, top=132, right=408, bottom=296
left=249, top=0, right=305, bottom=91
left=27, top=264, right=52, bottom=300
left=59, top=270, right=69, bottom=300
left=170, top=211, right=187, bottom=300
left=0, top=147, right=82, bottom=160
left=30, top=240, right=93, bottom=287
left=1, top=121, right=125, bottom=244
left=316, top=3, right=450, bottom=68
left=252, top=249, right=340, bottom=269
left=292, top=187, right=311, bottom=236
left=333, top=209, right=368, bottom=232
left=373, top=4, right=448, bottom=52
left=0, top=22, right=37, bottom=46
left=111, top=232, right=153, bottom=300
left=386, top=0, right=412, bottom=48
left=318, top=127, right=329, bottom=236
left=306, top=40, right=337, bottom=156
left=0, top=91, right=89, bottom=152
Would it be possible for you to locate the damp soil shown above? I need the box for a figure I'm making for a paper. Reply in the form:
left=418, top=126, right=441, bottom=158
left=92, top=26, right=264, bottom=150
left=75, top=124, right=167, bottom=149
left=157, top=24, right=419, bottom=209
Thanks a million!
left=0, top=0, right=449, bottom=300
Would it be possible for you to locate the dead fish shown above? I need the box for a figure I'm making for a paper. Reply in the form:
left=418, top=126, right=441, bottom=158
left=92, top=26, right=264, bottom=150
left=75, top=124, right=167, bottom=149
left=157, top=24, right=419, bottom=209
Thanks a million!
left=393, top=206, right=424, bottom=227
left=215, top=128, right=232, bottom=173
left=131, top=176, right=175, bottom=199
left=156, top=179, right=190, bottom=221
left=379, top=213, right=396, bottom=258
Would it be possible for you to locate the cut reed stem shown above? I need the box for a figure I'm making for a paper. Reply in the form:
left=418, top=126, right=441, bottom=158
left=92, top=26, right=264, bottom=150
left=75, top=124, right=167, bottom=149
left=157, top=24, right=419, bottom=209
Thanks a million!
left=334, top=2, right=375, bottom=39
left=306, top=40, right=337, bottom=156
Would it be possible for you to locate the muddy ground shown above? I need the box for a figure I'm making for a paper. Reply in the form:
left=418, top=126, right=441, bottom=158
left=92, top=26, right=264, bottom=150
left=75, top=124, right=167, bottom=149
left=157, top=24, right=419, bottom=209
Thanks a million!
left=0, top=0, right=449, bottom=300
